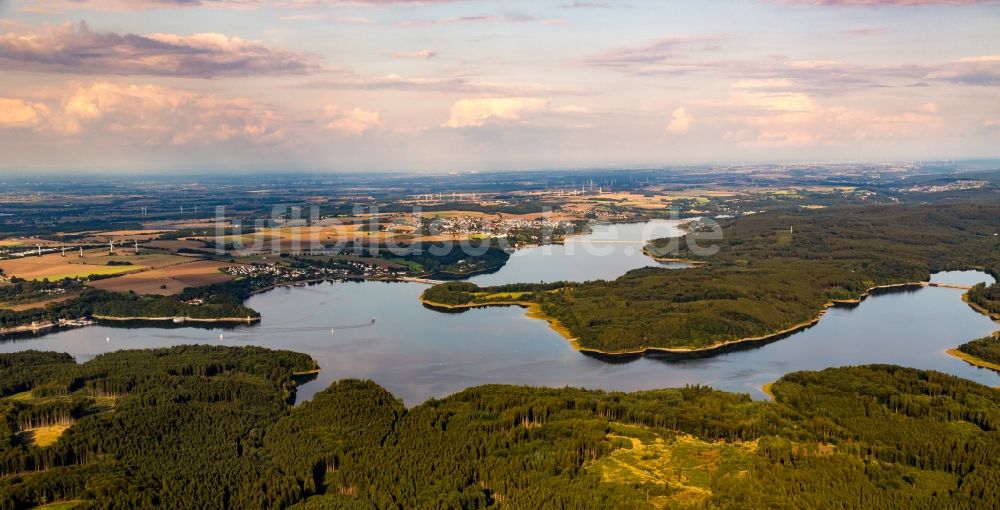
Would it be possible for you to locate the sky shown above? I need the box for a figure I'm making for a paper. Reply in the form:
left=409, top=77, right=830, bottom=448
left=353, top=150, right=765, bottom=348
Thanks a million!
left=0, top=0, right=997, bottom=173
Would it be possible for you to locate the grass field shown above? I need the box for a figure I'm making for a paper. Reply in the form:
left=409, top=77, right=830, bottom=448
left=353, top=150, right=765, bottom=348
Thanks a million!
left=27, top=501, right=86, bottom=510
left=587, top=424, right=756, bottom=508
left=39, top=265, right=144, bottom=281
left=20, top=425, right=70, bottom=447
left=475, top=291, right=529, bottom=300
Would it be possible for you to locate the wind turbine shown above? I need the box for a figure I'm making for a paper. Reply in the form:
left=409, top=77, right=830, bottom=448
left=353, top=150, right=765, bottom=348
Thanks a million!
left=36, top=244, right=41, bottom=256
left=108, top=240, right=115, bottom=255
left=134, top=239, right=139, bottom=254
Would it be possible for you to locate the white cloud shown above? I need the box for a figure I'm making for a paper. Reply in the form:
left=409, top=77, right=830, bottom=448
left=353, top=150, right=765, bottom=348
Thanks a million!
left=443, top=97, right=549, bottom=128
left=0, top=98, right=50, bottom=129
left=326, top=106, right=382, bottom=135
left=0, top=81, right=285, bottom=146
left=732, top=92, right=816, bottom=112
left=666, top=106, right=692, bottom=135
left=393, top=50, right=437, bottom=59
left=725, top=92, right=943, bottom=147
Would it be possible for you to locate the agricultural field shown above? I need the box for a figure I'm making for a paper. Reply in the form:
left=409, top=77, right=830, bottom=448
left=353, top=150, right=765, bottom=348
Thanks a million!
left=0, top=294, right=78, bottom=312
left=0, top=250, right=202, bottom=282
left=144, top=239, right=207, bottom=251
left=78, top=229, right=174, bottom=241
left=89, top=259, right=238, bottom=295
left=0, top=237, right=58, bottom=247
left=0, top=254, right=144, bottom=281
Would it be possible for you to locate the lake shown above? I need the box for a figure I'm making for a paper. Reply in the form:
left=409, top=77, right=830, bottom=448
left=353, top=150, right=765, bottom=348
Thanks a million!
left=1, top=223, right=997, bottom=405
left=467, top=220, right=689, bottom=285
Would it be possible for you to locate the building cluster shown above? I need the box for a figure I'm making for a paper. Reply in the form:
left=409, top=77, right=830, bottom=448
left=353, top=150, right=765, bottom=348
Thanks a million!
left=224, top=259, right=407, bottom=282
left=900, top=180, right=987, bottom=193
left=423, top=216, right=577, bottom=238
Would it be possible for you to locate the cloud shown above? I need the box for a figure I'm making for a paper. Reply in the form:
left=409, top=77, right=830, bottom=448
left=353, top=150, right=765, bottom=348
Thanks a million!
left=23, top=0, right=462, bottom=12
left=279, top=0, right=461, bottom=5
left=0, top=21, right=322, bottom=78
left=845, top=27, right=892, bottom=36
left=581, top=35, right=726, bottom=71
left=22, top=0, right=263, bottom=12
left=560, top=1, right=634, bottom=8
left=583, top=37, right=1000, bottom=90
left=731, top=91, right=816, bottom=112
left=393, top=50, right=437, bottom=59
left=401, top=14, right=563, bottom=27
left=0, top=81, right=285, bottom=146
left=443, top=97, right=548, bottom=128
left=665, top=106, right=692, bottom=135
left=775, top=0, right=994, bottom=6
left=299, top=73, right=589, bottom=96
left=923, top=55, right=1000, bottom=85
left=725, top=91, right=944, bottom=146
left=326, top=106, right=382, bottom=134
left=0, top=97, right=51, bottom=129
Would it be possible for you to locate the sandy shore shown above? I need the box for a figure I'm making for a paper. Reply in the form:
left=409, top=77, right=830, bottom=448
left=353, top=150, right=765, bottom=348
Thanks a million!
left=761, top=383, right=776, bottom=401
left=946, top=348, right=1000, bottom=372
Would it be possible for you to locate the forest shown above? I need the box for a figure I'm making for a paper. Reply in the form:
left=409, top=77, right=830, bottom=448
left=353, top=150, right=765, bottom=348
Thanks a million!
left=0, top=286, right=259, bottom=330
left=423, top=203, right=1000, bottom=352
left=967, top=282, right=1000, bottom=316
left=956, top=335, right=1000, bottom=367
left=0, top=346, right=997, bottom=509
left=335, top=242, right=511, bottom=279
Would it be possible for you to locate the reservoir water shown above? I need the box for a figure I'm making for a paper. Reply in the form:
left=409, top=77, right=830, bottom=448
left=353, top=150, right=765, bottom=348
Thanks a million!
left=467, top=220, right=689, bottom=285
left=1, top=222, right=997, bottom=405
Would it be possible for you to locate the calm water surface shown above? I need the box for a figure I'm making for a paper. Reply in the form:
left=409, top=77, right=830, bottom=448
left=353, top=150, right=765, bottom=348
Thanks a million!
left=2, top=223, right=997, bottom=405
left=468, top=220, right=688, bottom=285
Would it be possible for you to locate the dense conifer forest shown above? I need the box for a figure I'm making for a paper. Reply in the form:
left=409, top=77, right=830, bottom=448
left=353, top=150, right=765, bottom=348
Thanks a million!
left=423, top=203, right=1000, bottom=352
left=0, top=346, right=997, bottom=509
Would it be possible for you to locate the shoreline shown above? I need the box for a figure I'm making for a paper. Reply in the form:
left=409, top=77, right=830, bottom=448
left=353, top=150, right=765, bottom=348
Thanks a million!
left=961, top=294, right=1000, bottom=321
left=946, top=348, right=1000, bottom=373
left=761, top=383, right=775, bottom=401
left=93, top=315, right=260, bottom=324
left=0, top=322, right=59, bottom=336
left=0, top=318, right=95, bottom=337
left=418, top=297, right=581, bottom=348
left=639, top=247, right=706, bottom=266
left=419, top=281, right=930, bottom=357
